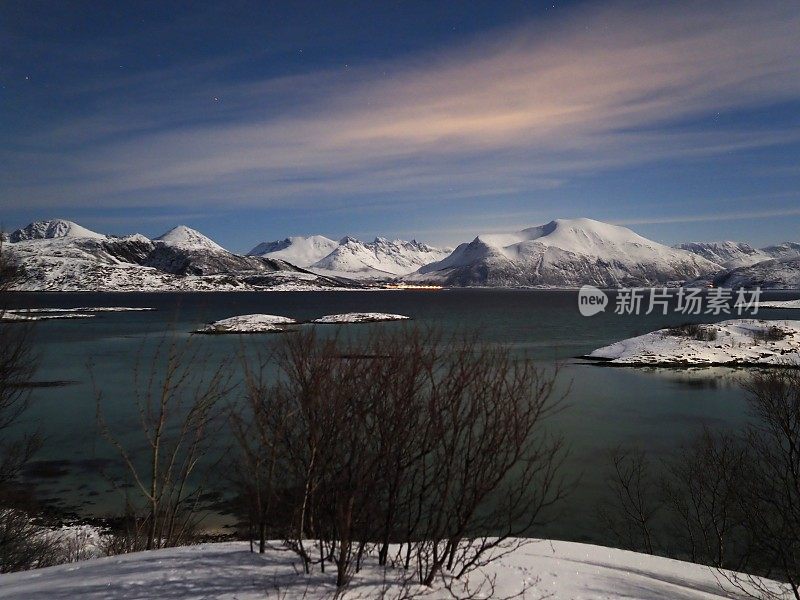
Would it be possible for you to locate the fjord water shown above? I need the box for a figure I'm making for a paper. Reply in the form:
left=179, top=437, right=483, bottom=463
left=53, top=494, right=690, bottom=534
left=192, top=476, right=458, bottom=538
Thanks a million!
left=10, top=289, right=800, bottom=543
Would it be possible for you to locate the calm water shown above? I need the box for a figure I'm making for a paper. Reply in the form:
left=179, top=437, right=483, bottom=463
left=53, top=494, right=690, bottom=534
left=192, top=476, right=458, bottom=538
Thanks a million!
left=8, top=289, right=800, bottom=543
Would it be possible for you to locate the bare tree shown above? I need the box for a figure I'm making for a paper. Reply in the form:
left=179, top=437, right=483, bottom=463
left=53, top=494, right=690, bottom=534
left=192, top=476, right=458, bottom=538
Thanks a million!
left=661, top=428, right=748, bottom=569
left=0, top=240, right=49, bottom=573
left=0, top=241, right=40, bottom=486
left=720, top=370, right=800, bottom=599
left=95, top=335, right=234, bottom=551
left=597, top=446, right=661, bottom=555
left=228, top=344, right=295, bottom=554
left=236, top=326, right=569, bottom=590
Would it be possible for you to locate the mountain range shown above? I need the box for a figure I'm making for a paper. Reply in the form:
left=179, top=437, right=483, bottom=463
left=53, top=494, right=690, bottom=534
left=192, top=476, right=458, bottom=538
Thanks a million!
left=248, top=235, right=452, bottom=279
left=1, top=221, right=352, bottom=292
left=3, top=218, right=799, bottom=291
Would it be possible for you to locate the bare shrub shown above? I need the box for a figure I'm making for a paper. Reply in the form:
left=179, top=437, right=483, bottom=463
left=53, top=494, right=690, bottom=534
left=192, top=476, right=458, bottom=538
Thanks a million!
left=601, top=370, right=800, bottom=599
left=95, top=335, right=234, bottom=551
left=235, top=326, right=568, bottom=589
left=597, top=446, right=661, bottom=555
left=0, top=509, right=63, bottom=573
left=0, top=242, right=40, bottom=487
left=665, top=323, right=717, bottom=341
left=0, top=241, right=50, bottom=573
left=720, top=370, right=800, bottom=599
left=661, top=428, right=748, bottom=569
left=750, top=325, right=787, bottom=343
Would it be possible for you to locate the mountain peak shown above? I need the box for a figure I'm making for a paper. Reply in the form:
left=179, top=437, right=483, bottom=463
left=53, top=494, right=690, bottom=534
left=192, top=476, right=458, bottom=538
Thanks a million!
left=415, top=217, right=720, bottom=287
left=247, top=235, right=339, bottom=267
left=9, top=219, right=105, bottom=242
left=154, top=225, right=226, bottom=252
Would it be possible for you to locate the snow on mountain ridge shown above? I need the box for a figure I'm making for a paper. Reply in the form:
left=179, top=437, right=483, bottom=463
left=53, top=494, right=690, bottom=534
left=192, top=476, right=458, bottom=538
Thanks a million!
left=8, top=219, right=105, bottom=242
left=762, top=242, right=800, bottom=261
left=414, top=218, right=721, bottom=287
left=248, top=235, right=339, bottom=267
left=676, top=241, right=772, bottom=268
left=310, top=236, right=453, bottom=279
left=154, top=225, right=226, bottom=252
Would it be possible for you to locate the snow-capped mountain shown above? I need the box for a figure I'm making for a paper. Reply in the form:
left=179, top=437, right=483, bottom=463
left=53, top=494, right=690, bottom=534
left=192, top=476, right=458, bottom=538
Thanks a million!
left=310, top=237, right=453, bottom=279
left=709, top=256, right=800, bottom=290
left=154, top=225, right=226, bottom=252
left=679, top=240, right=800, bottom=289
left=411, top=218, right=720, bottom=287
left=762, top=242, right=800, bottom=261
left=248, top=235, right=339, bottom=267
left=8, top=219, right=106, bottom=242
left=4, top=221, right=355, bottom=292
left=675, top=241, right=771, bottom=268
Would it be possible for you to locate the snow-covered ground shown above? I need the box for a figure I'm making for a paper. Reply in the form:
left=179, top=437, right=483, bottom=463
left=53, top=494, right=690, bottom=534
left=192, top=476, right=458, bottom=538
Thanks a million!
left=195, top=314, right=297, bottom=333
left=758, top=299, right=800, bottom=309
left=0, top=539, right=785, bottom=599
left=587, top=319, right=800, bottom=366
left=312, top=312, right=411, bottom=323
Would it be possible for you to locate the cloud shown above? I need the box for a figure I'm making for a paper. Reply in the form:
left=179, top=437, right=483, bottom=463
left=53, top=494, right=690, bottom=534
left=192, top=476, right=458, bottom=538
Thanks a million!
left=3, top=0, right=800, bottom=212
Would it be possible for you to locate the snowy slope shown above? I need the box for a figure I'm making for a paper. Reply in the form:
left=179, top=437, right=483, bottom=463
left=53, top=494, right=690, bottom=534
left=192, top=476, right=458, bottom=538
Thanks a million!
left=155, top=225, right=227, bottom=252
left=8, top=219, right=106, bottom=242
left=311, top=237, right=452, bottom=279
left=412, top=218, right=720, bottom=288
left=676, top=241, right=771, bottom=268
left=587, top=319, right=800, bottom=366
left=247, top=235, right=340, bottom=267
left=0, top=539, right=785, bottom=600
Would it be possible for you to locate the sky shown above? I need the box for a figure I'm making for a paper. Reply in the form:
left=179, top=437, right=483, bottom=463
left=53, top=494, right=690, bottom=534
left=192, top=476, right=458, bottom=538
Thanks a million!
left=1, top=0, right=799, bottom=253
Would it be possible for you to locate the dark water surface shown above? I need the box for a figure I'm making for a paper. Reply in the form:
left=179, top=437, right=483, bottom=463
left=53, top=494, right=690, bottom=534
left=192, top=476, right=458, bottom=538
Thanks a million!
left=8, top=289, right=800, bottom=543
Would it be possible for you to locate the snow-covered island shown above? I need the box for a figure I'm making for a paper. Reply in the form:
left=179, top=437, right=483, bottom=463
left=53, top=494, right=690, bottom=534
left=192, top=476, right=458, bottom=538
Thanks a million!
left=0, top=306, right=155, bottom=322
left=194, top=314, right=297, bottom=334
left=0, top=311, right=96, bottom=322
left=0, top=538, right=786, bottom=600
left=586, top=319, right=800, bottom=366
left=312, top=312, right=411, bottom=324
left=758, top=299, right=800, bottom=309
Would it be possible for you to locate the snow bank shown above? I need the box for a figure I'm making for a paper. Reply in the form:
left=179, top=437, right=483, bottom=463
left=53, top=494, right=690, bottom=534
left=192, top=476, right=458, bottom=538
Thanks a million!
left=195, top=314, right=296, bottom=334
left=0, top=538, right=786, bottom=599
left=312, top=312, right=411, bottom=324
left=587, top=319, right=800, bottom=366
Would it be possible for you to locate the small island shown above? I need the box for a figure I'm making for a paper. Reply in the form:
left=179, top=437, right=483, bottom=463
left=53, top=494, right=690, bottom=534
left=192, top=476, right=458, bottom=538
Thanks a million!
left=758, top=299, right=800, bottom=309
left=194, top=314, right=296, bottom=334
left=586, top=319, right=800, bottom=366
left=311, top=312, right=411, bottom=324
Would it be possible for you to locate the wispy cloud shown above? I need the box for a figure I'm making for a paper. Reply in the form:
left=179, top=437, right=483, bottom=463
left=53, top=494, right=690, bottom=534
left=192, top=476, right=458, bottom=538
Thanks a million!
left=3, top=0, right=800, bottom=214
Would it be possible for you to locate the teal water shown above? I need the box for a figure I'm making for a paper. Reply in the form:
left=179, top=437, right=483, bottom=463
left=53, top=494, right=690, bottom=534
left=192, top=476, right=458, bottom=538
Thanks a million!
left=8, top=289, right=800, bottom=543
